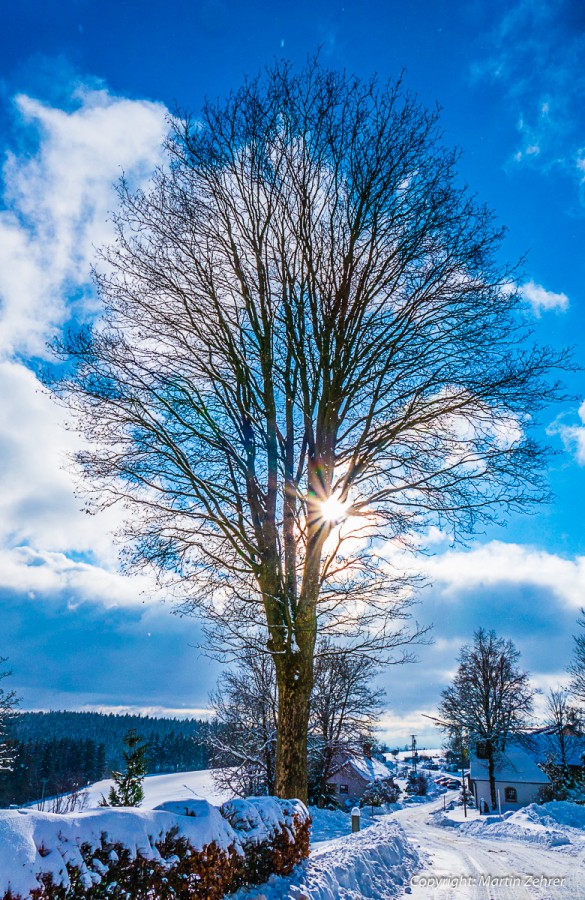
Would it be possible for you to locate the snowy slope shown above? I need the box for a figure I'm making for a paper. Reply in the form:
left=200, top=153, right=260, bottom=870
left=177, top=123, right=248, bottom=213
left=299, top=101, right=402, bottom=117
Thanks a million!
left=82, top=767, right=231, bottom=809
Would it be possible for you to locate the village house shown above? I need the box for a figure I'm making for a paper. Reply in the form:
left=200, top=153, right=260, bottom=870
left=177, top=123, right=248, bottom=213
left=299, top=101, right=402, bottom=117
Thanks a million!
left=469, top=743, right=551, bottom=813
left=326, top=746, right=394, bottom=802
left=523, top=724, right=585, bottom=777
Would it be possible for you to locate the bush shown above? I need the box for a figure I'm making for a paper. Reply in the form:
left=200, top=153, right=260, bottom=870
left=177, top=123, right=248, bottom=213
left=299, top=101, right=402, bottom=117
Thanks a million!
left=0, top=799, right=311, bottom=900
left=405, top=772, right=428, bottom=796
left=360, top=777, right=401, bottom=808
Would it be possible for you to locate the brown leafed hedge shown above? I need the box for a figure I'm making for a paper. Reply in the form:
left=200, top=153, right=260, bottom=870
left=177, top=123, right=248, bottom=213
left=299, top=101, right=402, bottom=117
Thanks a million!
left=1, top=806, right=311, bottom=899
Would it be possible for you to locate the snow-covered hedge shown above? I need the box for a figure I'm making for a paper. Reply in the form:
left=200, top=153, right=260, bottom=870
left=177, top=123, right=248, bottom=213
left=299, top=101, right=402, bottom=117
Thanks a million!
left=0, top=797, right=310, bottom=899
left=220, top=797, right=311, bottom=885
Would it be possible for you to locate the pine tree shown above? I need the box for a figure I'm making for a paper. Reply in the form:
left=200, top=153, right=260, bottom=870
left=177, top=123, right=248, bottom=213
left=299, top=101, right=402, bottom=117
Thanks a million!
left=0, top=658, right=19, bottom=773
left=102, top=729, right=147, bottom=807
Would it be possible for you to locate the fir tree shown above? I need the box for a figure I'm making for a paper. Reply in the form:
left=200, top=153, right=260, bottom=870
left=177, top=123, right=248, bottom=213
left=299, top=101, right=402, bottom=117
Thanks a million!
left=103, top=729, right=147, bottom=807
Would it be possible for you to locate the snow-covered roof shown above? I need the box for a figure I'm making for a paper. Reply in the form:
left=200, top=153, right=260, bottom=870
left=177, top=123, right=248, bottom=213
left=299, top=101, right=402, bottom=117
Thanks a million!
left=344, top=755, right=393, bottom=782
left=470, top=744, right=550, bottom=785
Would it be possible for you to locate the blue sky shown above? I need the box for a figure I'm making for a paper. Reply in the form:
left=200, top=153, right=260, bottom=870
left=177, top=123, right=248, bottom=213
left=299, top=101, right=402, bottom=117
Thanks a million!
left=0, top=0, right=584, bottom=746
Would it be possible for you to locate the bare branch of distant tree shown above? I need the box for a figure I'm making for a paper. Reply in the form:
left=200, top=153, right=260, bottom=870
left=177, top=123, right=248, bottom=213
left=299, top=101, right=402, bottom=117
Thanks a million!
left=437, top=628, right=535, bottom=810
left=0, top=658, right=19, bottom=773
left=569, top=610, right=585, bottom=706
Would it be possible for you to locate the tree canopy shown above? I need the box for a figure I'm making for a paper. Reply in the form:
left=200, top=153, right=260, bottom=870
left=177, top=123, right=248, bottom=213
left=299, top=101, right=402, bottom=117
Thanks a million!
left=51, top=59, right=566, bottom=799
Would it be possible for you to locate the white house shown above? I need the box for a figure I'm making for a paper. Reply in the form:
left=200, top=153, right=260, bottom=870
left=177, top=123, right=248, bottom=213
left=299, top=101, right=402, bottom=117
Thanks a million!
left=326, top=751, right=394, bottom=802
left=469, top=743, right=550, bottom=813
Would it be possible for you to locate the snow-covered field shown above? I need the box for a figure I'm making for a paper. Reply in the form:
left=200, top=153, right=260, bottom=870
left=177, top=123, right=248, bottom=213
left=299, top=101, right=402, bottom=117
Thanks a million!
left=81, top=767, right=231, bottom=809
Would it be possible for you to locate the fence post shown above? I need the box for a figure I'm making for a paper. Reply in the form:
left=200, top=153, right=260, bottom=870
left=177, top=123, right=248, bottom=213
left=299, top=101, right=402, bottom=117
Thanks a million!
left=351, top=806, right=361, bottom=833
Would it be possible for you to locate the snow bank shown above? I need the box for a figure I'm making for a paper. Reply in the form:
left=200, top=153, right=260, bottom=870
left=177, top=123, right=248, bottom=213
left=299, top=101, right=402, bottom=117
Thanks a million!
left=309, top=806, right=388, bottom=843
left=435, top=800, right=585, bottom=849
left=309, top=807, right=359, bottom=843
left=230, top=819, right=418, bottom=900
left=0, top=804, right=240, bottom=896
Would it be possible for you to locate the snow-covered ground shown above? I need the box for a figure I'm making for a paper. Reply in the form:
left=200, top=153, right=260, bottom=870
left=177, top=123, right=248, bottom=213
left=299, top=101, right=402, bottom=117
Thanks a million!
left=434, top=799, right=585, bottom=849
left=14, top=770, right=585, bottom=898
left=230, top=818, right=419, bottom=900
left=393, top=793, right=585, bottom=898
left=81, top=767, right=231, bottom=809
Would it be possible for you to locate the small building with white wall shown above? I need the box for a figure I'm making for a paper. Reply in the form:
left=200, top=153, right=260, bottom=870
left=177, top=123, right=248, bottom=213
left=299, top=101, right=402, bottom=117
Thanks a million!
left=469, top=743, right=550, bottom=813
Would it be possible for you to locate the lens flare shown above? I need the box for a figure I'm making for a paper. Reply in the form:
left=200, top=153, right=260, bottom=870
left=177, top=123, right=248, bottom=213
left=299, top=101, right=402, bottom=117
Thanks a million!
left=319, top=495, right=349, bottom=523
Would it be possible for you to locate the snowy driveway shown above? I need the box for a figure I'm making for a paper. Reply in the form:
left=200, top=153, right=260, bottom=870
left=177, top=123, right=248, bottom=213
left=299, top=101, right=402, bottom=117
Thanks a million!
left=391, top=795, right=585, bottom=899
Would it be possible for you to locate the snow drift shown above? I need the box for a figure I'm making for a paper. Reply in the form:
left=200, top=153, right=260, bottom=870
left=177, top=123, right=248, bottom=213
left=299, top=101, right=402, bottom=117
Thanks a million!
left=231, top=818, right=419, bottom=900
left=0, top=797, right=310, bottom=898
left=436, top=800, right=585, bottom=849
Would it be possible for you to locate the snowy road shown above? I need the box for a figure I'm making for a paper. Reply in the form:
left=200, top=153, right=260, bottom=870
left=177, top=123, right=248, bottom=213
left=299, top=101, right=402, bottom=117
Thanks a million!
left=391, top=795, right=585, bottom=899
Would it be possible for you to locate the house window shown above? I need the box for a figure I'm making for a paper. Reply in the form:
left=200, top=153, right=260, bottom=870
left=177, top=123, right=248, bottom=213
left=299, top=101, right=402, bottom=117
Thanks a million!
left=339, top=784, right=349, bottom=794
left=476, top=742, right=488, bottom=759
left=504, top=787, right=517, bottom=803
left=325, top=784, right=336, bottom=795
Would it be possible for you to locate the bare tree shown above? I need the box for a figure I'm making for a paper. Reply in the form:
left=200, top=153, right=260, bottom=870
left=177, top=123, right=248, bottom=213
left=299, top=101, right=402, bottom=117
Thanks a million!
left=534, top=688, right=584, bottom=798
left=51, top=59, right=566, bottom=800
left=0, top=658, right=19, bottom=773
left=209, top=639, right=384, bottom=802
left=210, top=649, right=278, bottom=797
left=438, top=628, right=535, bottom=810
left=569, top=610, right=585, bottom=706
left=309, top=639, right=385, bottom=804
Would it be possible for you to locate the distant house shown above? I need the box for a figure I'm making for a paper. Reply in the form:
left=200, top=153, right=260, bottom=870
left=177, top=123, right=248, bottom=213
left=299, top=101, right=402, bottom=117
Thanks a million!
left=469, top=743, right=550, bottom=813
left=326, top=748, right=393, bottom=802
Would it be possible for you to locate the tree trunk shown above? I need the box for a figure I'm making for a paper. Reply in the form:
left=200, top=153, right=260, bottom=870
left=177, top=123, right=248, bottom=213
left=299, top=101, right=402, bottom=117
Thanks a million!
left=487, top=742, right=497, bottom=810
left=274, top=653, right=313, bottom=801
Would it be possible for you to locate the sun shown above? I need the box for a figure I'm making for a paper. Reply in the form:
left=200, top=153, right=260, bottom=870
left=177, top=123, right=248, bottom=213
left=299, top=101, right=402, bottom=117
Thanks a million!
left=319, top=494, right=350, bottom=524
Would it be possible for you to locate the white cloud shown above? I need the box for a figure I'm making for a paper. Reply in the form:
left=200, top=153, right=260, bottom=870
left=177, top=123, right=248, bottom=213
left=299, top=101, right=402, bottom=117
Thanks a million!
left=0, top=359, right=126, bottom=563
left=0, top=85, right=169, bottom=607
left=74, top=705, right=214, bottom=719
left=548, top=400, right=585, bottom=465
left=0, top=545, right=153, bottom=608
left=378, top=708, right=443, bottom=747
left=520, top=280, right=569, bottom=316
left=422, top=540, right=585, bottom=611
left=0, top=88, right=168, bottom=358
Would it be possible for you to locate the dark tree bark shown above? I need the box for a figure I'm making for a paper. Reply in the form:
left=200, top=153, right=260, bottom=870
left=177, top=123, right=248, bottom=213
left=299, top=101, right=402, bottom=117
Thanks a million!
left=50, top=59, right=567, bottom=801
